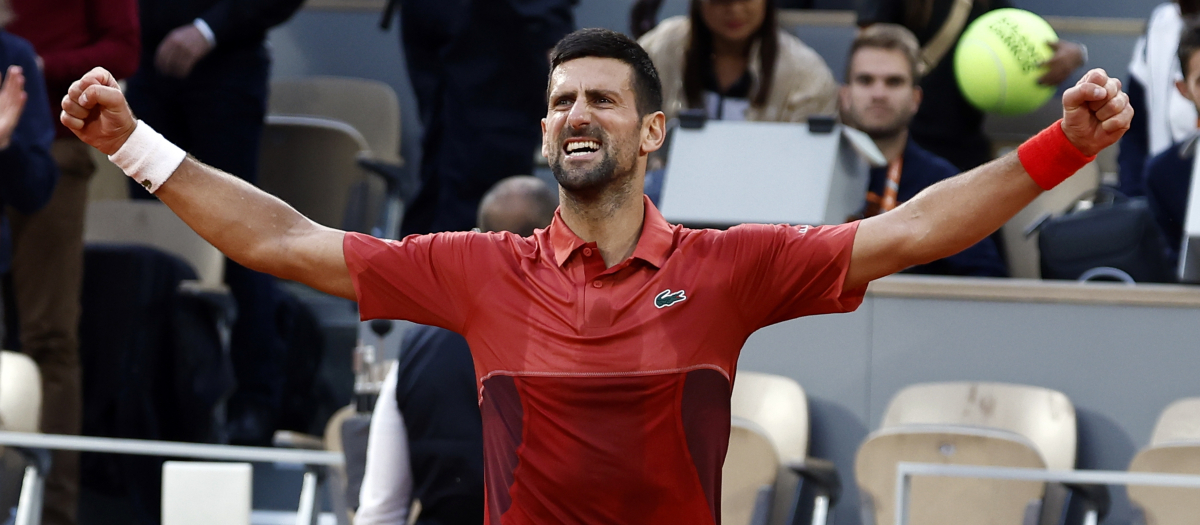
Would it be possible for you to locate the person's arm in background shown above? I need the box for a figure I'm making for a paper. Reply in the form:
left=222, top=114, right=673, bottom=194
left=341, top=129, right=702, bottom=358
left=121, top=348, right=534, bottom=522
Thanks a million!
left=356, top=363, right=413, bottom=525
left=39, top=0, right=139, bottom=85
left=0, top=48, right=58, bottom=214
left=156, top=0, right=305, bottom=78
left=1116, top=75, right=1149, bottom=196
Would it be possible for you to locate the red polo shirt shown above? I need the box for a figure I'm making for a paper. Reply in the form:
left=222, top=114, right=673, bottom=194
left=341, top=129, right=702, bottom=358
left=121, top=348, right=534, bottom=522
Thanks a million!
left=344, top=196, right=864, bottom=525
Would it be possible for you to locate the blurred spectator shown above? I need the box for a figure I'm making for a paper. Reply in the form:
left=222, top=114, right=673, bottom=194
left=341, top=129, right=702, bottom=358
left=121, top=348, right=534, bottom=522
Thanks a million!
left=1144, top=20, right=1200, bottom=268
left=1117, top=0, right=1200, bottom=197
left=356, top=176, right=557, bottom=525
left=635, top=0, right=837, bottom=122
left=5, top=1, right=138, bottom=523
left=857, top=0, right=1086, bottom=171
left=381, top=0, right=575, bottom=236
left=841, top=24, right=1006, bottom=276
left=126, top=0, right=304, bottom=445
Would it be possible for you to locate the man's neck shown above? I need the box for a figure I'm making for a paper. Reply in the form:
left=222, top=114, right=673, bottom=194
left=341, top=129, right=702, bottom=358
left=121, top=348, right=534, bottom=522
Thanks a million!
left=873, top=128, right=909, bottom=164
left=558, top=178, right=646, bottom=268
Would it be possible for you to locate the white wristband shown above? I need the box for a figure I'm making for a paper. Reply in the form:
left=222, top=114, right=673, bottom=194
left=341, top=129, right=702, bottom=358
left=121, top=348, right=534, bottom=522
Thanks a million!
left=108, top=120, right=187, bottom=193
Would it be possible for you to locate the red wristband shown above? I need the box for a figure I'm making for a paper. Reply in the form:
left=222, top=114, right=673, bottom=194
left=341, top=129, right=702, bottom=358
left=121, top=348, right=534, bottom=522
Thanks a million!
left=1017, top=119, right=1095, bottom=191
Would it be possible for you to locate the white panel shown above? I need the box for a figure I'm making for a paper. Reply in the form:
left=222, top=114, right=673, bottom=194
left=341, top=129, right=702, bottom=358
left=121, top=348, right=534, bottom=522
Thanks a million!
left=660, top=121, right=871, bottom=226
left=162, top=461, right=252, bottom=525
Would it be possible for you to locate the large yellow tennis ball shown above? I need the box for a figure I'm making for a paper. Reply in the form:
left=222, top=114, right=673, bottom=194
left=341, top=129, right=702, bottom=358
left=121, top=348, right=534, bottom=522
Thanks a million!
left=954, top=8, right=1058, bottom=115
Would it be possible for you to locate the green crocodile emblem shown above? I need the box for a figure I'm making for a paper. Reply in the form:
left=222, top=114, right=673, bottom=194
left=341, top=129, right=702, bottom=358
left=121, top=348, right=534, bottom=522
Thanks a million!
left=654, top=289, right=687, bottom=309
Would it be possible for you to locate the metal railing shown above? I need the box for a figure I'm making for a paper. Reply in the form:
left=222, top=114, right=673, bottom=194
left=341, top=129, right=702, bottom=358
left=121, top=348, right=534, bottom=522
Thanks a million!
left=0, top=431, right=342, bottom=525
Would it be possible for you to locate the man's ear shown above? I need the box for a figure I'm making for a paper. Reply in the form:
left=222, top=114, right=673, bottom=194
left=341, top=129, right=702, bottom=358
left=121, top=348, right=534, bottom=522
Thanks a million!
left=1177, top=79, right=1195, bottom=103
left=912, top=85, right=923, bottom=108
left=639, top=111, right=667, bottom=156
left=540, top=118, right=550, bottom=159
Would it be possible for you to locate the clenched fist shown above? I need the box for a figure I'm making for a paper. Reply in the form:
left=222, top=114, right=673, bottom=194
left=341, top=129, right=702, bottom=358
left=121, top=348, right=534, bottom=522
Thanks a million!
left=60, top=67, right=137, bottom=155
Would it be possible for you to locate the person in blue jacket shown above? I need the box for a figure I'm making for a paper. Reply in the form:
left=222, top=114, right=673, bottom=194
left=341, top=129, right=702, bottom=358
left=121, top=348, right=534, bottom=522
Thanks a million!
left=840, top=24, right=1007, bottom=277
left=0, top=23, right=59, bottom=275
left=1145, top=20, right=1200, bottom=269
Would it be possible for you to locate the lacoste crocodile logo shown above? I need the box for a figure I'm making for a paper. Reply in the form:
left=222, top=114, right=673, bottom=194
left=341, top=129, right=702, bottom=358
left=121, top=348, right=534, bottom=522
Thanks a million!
left=654, top=289, right=687, bottom=309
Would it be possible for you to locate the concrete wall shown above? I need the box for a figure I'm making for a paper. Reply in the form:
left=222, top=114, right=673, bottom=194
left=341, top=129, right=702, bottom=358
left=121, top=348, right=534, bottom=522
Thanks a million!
left=737, top=283, right=1200, bottom=525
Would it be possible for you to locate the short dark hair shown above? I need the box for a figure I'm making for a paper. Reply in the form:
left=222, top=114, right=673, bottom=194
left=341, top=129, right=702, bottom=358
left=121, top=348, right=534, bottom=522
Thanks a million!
left=549, top=28, right=664, bottom=118
left=1179, top=20, right=1200, bottom=78
left=848, top=24, right=923, bottom=83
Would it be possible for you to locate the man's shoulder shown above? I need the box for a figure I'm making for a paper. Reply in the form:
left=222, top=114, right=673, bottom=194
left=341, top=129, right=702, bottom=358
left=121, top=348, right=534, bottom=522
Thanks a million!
left=904, top=139, right=961, bottom=182
left=1145, top=139, right=1194, bottom=182
left=0, top=31, right=38, bottom=63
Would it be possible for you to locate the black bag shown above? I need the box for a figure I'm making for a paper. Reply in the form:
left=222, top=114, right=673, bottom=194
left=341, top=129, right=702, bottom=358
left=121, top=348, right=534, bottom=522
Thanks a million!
left=1036, top=187, right=1175, bottom=283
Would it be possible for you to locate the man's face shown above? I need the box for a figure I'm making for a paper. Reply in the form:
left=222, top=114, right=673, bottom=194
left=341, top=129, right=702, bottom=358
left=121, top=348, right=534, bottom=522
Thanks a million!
left=1177, top=51, right=1200, bottom=114
left=840, top=47, right=921, bottom=139
left=542, top=57, right=649, bottom=196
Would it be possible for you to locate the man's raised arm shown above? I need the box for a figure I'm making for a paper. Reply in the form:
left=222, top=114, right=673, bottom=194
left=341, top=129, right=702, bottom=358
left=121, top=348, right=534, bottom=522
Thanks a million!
left=845, top=69, right=1133, bottom=290
left=60, top=67, right=356, bottom=300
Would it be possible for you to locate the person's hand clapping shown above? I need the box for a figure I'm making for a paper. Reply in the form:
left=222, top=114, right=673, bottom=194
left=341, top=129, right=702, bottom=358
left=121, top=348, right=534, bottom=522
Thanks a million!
left=0, top=66, right=28, bottom=150
left=155, top=24, right=212, bottom=78
left=60, top=67, right=138, bottom=155
left=1060, top=68, right=1133, bottom=157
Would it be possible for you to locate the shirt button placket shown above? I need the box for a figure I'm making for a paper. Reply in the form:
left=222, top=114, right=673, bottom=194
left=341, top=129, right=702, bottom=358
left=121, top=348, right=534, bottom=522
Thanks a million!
left=592, top=280, right=603, bottom=288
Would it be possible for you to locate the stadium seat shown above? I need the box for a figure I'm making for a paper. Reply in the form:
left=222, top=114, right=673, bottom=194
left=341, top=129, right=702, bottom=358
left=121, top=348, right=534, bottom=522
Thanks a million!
left=0, top=350, right=45, bottom=525
left=0, top=351, right=42, bottom=434
left=257, top=115, right=385, bottom=234
left=725, top=371, right=840, bottom=525
left=268, top=76, right=414, bottom=238
left=274, top=404, right=364, bottom=525
left=84, top=200, right=225, bottom=288
left=268, top=76, right=402, bottom=167
left=854, top=382, right=1105, bottom=525
left=1127, top=398, right=1200, bottom=524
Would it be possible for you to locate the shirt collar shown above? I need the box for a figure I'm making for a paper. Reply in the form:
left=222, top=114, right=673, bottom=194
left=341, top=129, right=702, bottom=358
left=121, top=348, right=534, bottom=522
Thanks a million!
left=548, top=195, right=675, bottom=269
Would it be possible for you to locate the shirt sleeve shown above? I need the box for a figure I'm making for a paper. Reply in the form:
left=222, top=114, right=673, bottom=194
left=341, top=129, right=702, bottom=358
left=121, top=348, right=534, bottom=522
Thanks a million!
left=0, top=37, right=59, bottom=214
left=199, top=0, right=305, bottom=49
left=724, top=222, right=866, bottom=329
left=343, top=231, right=487, bottom=332
left=356, top=362, right=412, bottom=525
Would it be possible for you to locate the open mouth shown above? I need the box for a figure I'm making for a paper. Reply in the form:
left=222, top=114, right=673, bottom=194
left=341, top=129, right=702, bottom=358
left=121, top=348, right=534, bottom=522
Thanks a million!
left=563, top=138, right=601, bottom=158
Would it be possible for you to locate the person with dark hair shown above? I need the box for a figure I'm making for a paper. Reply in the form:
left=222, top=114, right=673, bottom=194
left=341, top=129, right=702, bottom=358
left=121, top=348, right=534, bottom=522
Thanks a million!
left=1117, top=0, right=1200, bottom=197
left=382, top=0, right=575, bottom=237
left=356, top=176, right=557, bottom=525
left=858, top=0, right=1087, bottom=171
left=1144, top=20, right=1200, bottom=270
left=636, top=0, right=836, bottom=122
left=63, top=24, right=1130, bottom=524
left=4, top=1, right=138, bottom=522
left=841, top=24, right=1006, bottom=277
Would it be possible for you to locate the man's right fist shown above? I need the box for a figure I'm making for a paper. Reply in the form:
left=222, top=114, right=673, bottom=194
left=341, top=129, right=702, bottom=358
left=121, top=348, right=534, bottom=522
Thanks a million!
left=60, top=67, right=136, bottom=155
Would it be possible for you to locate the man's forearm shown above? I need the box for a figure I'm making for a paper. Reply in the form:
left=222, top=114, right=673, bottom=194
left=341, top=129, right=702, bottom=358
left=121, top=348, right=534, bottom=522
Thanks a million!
left=850, top=152, right=1044, bottom=286
left=154, top=157, right=328, bottom=279
left=896, top=153, right=1042, bottom=265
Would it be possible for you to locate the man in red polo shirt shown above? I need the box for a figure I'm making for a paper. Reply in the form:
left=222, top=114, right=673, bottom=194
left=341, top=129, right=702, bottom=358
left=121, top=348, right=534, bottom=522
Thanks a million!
left=60, top=28, right=1130, bottom=525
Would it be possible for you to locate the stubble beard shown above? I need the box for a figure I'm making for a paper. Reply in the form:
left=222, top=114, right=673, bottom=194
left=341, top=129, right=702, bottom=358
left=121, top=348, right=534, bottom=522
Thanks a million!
left=550, top=127, right=638, bottom=212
